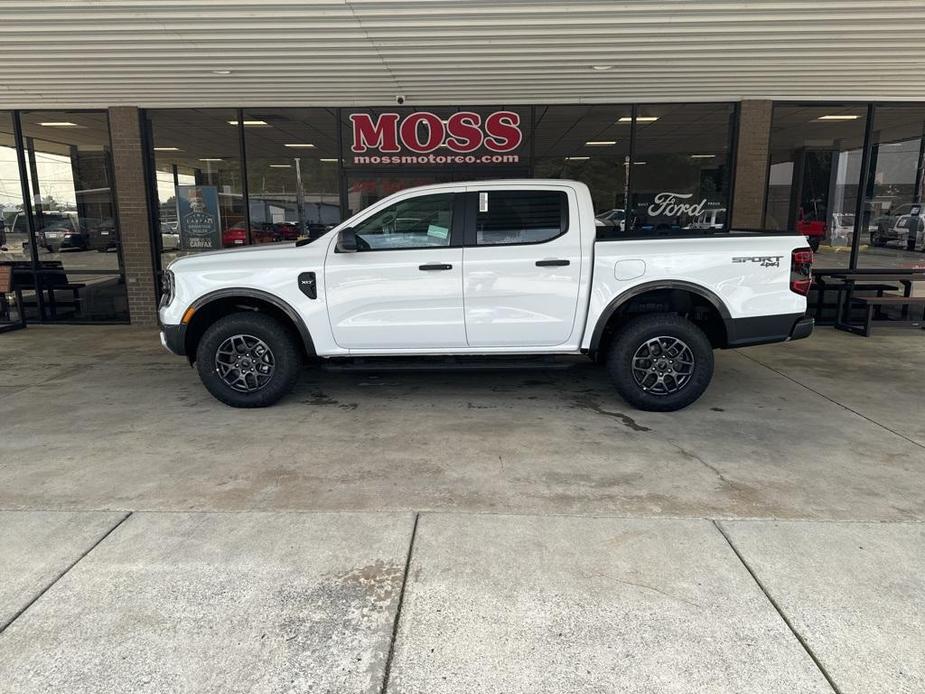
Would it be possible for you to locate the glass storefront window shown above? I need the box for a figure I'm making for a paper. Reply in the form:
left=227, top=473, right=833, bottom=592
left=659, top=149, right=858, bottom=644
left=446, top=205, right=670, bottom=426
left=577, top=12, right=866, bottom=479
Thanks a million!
left=859, top=105, right=925, bottom=270
left=764, top=105, right=867, bottom=266
left=243, top=108, right=341, bottom=243
left=16, top=111, right=127, bottom=322
left=628, top=103, right=734, bottom=234
left=147, top=109, right=245, bottom=263
left=0, top=112, right=32, bottom=325
left=533, top=105, right=631, bottom=239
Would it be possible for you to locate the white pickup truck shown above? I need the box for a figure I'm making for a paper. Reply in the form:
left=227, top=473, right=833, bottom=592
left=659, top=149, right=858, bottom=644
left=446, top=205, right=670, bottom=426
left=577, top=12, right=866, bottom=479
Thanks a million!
left=159, top=180, right=814, bottom=411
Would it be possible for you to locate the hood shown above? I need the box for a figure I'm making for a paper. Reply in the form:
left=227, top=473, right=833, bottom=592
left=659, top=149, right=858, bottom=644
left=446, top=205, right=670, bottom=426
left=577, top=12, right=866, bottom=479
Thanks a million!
left=167, top=241, right=300, bottom=270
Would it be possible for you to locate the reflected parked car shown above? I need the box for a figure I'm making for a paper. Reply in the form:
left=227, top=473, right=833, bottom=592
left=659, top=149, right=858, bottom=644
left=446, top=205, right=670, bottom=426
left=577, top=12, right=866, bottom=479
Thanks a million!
left=795, top=207, right=825, bottom=252
left=688, top=208, right=727, bottom=230
left=871, top=204, right=925, bottom=251
left=160, top=221, right=180, bottom=251
left=830, top=213, right=855, bottom=246
left=37, top=218, right=88, bottom=252
left=223, top=223, right=295, bottom=247
left=222, top=225, right=248, bottom=247
left=595, top=208, right=625, bottom=230
left=11, top=211, right=88, bottom=252
left=87, top=217, right=119, bottom=252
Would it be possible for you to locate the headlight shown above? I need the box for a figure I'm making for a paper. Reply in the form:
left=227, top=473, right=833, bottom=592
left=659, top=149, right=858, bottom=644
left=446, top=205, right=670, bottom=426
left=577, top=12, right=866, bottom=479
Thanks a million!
left=159, top=270, right=175, bottom=308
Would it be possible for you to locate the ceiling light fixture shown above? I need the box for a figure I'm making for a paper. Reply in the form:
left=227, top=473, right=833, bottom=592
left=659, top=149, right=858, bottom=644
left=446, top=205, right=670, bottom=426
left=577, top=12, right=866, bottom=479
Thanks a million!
left=690, top=154, right=716, bottom=158
left=585, top=140, right=617, bottom=146
left=591, top=65, right=614, bottom=71
left=38, top=121, right=78, bottom=127
left=619, top=116, right=658, bottom=123
left=269, top=164, right=292, bottom=168
left=153, top=147, right=181, bottom=152
left=633, top=161, right=647, bottom=165
left=565, top=156, right=590, bottom=161
left=211, top=69, right=232, bottom=75
left=816, top=114, right=860, bottom=121
left=284, top=143, right=315, bottom=148
left=227, top=120, right=268, bottom=126
left=198, top=158, right=223, bottom=162
left=319, top=158, right=339, bottom=163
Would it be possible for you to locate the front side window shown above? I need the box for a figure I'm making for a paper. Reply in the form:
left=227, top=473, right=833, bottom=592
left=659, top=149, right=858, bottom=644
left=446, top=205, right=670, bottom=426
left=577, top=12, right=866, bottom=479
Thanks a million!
left=352, top=193, right=454, bottom=250
left=476, top=190, right=566, bottom=245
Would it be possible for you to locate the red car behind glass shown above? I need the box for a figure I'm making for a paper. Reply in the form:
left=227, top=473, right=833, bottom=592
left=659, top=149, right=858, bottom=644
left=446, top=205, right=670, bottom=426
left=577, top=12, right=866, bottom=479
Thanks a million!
left=795, top=208, right=825, bottom=252
left=222, top=223, right=299, bottom=248
left=222, top=223, right=301, bottom=247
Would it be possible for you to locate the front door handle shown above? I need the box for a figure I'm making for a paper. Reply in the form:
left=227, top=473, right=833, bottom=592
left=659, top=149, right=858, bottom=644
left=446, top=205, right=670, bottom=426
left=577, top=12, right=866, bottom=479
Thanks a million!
left=536, top=259, right=570, bottom=267
left=419, top=263, right=453, bottom=271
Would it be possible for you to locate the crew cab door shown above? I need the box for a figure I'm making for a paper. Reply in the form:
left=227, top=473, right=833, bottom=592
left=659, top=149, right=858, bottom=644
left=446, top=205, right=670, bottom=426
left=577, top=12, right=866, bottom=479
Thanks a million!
left=324, top=190, right=467, bottom=350
left=462, top=186, right=583, bottom=347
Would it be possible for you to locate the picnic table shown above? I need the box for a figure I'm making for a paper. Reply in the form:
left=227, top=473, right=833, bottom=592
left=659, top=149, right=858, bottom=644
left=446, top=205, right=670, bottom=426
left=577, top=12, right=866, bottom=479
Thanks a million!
left=830, top=269, right=925, bottom=336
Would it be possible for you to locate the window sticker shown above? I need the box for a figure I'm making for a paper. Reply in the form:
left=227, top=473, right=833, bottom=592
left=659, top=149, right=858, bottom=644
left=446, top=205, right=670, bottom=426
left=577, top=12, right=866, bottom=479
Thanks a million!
left=479, top=192, right=489, bottom=213
left=427, top=224, right=449, bottom=240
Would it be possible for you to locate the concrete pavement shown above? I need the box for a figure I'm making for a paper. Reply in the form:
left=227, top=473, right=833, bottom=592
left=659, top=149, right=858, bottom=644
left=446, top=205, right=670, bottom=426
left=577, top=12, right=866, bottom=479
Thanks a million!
left=0, top=512, right=414, bottom=694
left=1, top=326, right=924, bottom=519
left=1, top=512, right=923, bottom=693
left=1, top=324, right=924, bottom=691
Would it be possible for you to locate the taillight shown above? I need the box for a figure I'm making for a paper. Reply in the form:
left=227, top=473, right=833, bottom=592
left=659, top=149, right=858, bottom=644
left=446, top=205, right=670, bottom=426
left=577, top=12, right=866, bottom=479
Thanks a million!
left=790, top=247, right=813, bottom=295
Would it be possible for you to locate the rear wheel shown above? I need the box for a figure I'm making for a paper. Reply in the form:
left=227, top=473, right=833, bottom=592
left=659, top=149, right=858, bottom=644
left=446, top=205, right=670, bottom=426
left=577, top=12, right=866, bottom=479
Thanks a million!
left=607, top=314, right=714, bottom=412
left=196, top=312, right=301, bottom=408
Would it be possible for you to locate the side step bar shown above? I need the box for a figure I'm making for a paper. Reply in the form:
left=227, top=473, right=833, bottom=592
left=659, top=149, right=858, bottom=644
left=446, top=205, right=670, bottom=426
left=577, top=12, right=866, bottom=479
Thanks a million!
left=320, top=355, right=580, bottom=373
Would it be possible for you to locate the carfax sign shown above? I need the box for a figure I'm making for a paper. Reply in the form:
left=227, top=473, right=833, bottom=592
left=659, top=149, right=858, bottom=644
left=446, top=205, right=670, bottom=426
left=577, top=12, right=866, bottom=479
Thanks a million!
left=177, top=185, right=221, bottom=250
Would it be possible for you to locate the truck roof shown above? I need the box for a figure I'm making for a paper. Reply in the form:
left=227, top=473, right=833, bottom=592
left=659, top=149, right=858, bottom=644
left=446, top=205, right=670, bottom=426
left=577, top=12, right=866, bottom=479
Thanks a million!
left=382, top=179, right=588, bottom=196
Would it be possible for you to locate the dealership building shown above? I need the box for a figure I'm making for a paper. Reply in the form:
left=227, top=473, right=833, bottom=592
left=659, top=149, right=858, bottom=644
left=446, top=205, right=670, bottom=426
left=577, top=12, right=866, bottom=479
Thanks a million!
left=1, top=1, right=924, bottom=328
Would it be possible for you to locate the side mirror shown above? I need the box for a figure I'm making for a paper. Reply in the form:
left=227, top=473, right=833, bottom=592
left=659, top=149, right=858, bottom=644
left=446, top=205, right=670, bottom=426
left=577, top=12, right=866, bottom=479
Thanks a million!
left=335, top=227, right=358, bottom=253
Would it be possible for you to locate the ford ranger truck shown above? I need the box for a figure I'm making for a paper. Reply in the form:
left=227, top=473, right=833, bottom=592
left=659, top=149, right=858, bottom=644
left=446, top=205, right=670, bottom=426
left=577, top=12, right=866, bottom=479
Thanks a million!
left=158, top=180, right=813, bottom=412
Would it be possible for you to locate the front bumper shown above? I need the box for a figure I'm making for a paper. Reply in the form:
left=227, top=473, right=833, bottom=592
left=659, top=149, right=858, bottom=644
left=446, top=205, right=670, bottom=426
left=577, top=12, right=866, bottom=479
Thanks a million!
left=160, top=324, right=187, bottom=355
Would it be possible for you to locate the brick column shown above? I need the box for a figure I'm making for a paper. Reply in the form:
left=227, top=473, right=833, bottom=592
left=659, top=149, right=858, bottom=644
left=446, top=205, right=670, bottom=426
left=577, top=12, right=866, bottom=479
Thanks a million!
left=109, top=106, right=158, bottom=326
left=731, top=100, right=773, bottom=229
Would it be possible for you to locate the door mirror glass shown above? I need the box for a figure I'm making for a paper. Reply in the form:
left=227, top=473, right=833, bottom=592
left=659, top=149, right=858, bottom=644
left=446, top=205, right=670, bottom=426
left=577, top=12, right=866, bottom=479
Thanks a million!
left=335, top=227, right=358, bottom=253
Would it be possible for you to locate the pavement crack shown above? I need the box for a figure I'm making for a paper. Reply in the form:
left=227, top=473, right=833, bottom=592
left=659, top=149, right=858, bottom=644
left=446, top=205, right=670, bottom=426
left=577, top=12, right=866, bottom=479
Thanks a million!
left=667, top=440, right=733, bottom=486
left=0, top=511, right=132, bottom=635
left=574, top=397, right=651, bottom=432
left=713, top=520, right=843, bottom=694
left=611, top=577, right=701, bottom=608
left=379, top=512, right=419, bottom=694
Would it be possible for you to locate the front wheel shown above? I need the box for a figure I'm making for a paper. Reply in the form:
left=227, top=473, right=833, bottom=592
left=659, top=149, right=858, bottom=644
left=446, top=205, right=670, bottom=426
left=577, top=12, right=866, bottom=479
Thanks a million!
left=606, top=314, right=714, bottom=412
left=196, top=312, right=302, bottom=408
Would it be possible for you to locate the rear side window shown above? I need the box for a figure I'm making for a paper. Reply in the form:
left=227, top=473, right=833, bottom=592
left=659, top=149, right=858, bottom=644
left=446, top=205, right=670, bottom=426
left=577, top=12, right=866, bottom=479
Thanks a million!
left=475, top=190, right=567, bottom=246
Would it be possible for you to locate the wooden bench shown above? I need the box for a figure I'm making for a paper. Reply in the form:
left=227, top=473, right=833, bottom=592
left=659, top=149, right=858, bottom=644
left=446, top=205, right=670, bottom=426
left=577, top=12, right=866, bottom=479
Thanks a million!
left=810, top=282, right=899, bottom=323
left=0, top=264, right=27, bottom=332
left=839, top=295, right=925, bottom=336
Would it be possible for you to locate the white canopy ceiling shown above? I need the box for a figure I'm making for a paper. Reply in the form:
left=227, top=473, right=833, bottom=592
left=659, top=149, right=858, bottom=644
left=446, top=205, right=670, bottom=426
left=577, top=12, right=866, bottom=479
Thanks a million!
left=1, top=0, right=924, bottom=109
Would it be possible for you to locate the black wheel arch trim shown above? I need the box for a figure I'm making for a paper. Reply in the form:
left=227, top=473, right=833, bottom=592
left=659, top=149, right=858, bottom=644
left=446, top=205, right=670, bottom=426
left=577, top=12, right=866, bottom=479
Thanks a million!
left=187, top=288, right=316, bottom=358
left=589, top=280, right=732, bottom=352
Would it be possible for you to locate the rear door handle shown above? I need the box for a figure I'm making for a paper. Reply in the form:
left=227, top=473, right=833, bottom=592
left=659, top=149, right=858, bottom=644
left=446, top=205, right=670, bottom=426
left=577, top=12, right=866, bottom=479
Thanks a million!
left=419, top=263, right=453, bottom=271
left=536, top=259, right=570, bottom=267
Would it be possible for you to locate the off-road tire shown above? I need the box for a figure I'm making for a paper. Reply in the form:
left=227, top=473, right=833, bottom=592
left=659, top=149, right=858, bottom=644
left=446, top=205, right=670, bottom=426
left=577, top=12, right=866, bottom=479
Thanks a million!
left=196, top=312, right=301, bottom=408
left=607, top=314, right=714, bottom=412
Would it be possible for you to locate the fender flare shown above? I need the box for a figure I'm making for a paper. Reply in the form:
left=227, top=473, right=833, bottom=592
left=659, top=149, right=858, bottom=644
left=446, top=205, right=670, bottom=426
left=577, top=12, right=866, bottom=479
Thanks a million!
left=188, top=288, right=316, bottom=357
left=588, top=280, right=731, bottom=352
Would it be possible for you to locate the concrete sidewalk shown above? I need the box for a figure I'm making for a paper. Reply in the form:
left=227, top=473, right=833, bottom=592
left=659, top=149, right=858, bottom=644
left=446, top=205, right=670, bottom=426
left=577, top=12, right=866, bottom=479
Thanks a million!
left=0, top=511, right=923, bottom=693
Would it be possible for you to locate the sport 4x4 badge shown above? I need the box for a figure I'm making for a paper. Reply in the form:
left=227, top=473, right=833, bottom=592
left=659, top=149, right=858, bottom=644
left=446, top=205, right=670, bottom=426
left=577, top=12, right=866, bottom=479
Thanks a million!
left=732, top=255, right=783, bottom=268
